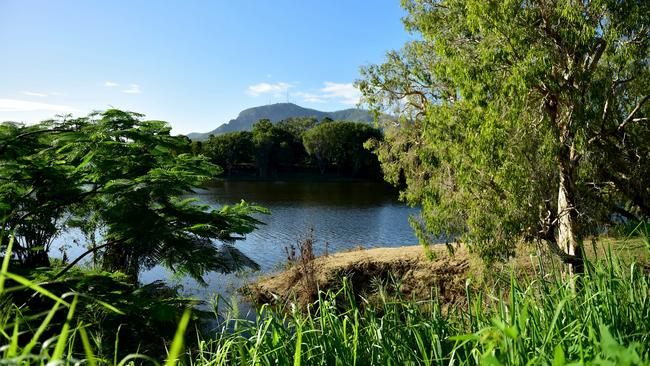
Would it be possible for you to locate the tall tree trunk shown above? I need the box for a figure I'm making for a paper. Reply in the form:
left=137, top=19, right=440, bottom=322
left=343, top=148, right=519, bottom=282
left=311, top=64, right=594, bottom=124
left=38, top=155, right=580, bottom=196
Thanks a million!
left=557, top=139, right=584, bottom=275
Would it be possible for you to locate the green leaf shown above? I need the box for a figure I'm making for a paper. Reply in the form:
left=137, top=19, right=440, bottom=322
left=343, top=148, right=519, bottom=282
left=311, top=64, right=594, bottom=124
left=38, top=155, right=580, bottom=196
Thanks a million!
left=553, top=344, right=566, bottom=366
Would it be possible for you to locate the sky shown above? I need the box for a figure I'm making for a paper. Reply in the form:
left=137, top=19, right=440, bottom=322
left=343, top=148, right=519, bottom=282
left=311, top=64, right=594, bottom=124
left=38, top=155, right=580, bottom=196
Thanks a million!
left=0, top=1, right=411, bottom=134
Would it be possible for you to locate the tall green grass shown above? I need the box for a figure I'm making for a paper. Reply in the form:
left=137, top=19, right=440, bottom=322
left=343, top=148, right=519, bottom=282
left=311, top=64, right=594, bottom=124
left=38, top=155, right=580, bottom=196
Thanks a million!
left=192, top=249, right=649, bottom=365
left=2, top=233, right=649, bottom=365
left=0, top=234, right=183, bottom=366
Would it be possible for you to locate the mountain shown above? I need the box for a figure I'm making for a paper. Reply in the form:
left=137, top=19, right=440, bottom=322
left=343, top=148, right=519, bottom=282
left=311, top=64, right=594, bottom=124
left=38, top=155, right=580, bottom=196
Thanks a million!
left=186, top=103, right=374, bottom=140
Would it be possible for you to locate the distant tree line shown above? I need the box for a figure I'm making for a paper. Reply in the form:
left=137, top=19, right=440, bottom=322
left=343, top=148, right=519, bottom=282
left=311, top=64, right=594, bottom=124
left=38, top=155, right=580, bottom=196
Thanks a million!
left=192, top=117, right=384, bottom=179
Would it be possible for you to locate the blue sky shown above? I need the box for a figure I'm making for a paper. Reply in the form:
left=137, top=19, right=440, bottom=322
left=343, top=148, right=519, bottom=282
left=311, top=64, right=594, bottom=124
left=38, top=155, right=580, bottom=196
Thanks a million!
left=0, top=1, right=410, bottom=134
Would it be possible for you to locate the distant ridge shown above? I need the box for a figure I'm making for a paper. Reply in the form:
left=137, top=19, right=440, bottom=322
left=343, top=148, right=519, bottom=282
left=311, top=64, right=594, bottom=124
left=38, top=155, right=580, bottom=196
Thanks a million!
left=186, top=103, right=374, bottom=140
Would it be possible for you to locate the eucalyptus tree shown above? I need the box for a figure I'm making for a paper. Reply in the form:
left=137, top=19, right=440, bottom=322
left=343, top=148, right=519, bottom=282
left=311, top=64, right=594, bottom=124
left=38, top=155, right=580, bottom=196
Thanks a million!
left=1, top=110, right=265, bottom=284
left=358, top=0, right=649, bottom=269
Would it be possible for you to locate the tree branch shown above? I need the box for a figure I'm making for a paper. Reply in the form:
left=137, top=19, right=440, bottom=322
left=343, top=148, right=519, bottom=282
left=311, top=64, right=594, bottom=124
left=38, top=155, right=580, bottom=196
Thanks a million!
left=51, top=240, right=121, bottom=281
left=545, top=237, right=584, bottom=266
left=588, top=95, right=649, bottom=145
left=587, top=38, right=606, bottom=73
left=0, top=128, right=71, bottom=155
left=618, top=95, right=649, bottom=131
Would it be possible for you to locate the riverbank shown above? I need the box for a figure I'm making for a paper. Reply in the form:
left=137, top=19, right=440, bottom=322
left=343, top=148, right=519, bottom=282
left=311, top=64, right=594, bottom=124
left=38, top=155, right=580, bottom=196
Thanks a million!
left=244, top=238, right=649, bottom=309
left=244, top=244, right=491, bottom=309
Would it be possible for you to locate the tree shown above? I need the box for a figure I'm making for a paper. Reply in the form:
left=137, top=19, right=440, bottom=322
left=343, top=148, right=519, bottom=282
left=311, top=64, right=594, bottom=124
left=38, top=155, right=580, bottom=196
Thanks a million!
left=1, top=110, right=266, bottom=284
left=357, top=0, right=649, bottom=270
left=251, top=119, right=278, bottom=177
left=276, top=117, right=318, bottom=167
left=302, top=122, right=334, bottom=174
left=251, top=119, right=296, bottom=177
left=205, top=131, right=254, bottom=175
left=0, top=118, right=86, bottom=268
left=276, top=117, right=319, bottom=139
left=189, top=139, right=203, bottom=155
left=302, top=121, right=382, bottom=176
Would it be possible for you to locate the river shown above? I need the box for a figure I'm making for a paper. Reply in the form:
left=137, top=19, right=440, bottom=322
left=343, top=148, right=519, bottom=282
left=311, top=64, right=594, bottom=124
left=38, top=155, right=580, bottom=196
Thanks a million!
left=54, top=179, right=420, bottom=314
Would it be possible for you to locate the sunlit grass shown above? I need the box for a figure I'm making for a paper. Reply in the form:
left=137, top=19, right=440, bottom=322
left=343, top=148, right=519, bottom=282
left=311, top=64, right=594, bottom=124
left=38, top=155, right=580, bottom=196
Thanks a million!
left=192, top=249, right=650, bottom=365
left=1, top=232, right=649, bottom=365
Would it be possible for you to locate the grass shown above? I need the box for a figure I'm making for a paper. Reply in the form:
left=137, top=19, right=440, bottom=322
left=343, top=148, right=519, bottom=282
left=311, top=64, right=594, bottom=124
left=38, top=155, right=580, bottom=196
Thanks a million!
left=1, top=233, right=649, bottom=365
left=195, top=246, right=650, bottom=365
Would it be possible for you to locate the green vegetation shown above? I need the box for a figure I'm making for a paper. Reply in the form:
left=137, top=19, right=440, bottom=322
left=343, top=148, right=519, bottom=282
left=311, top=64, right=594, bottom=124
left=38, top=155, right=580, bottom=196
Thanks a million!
left=303, top=121, right=382, bottom=176
left=1, top=0, right=649, bottom=364
left=357, top=0, right=650, bottom=269
left=2, top=235, right=649, bottom=364
left=0, top=109, right=266, bottom=283
left=0, top=109, right=268, bottom=359
left=201, top=117, right=383, bottom=178
left=186, top=103, right=373, bottom=140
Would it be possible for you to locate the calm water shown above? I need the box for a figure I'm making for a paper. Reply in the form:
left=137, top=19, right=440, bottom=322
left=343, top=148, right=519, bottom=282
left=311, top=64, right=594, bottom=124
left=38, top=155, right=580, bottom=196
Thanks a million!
left=55, top=180, right=420, bottom=309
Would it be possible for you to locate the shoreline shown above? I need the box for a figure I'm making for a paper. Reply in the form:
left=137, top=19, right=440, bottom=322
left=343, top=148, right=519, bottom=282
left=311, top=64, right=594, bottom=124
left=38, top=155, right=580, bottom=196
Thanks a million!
left=243, top=244, right=478, bottom=309
left=242, top=237, right=650, bottom=310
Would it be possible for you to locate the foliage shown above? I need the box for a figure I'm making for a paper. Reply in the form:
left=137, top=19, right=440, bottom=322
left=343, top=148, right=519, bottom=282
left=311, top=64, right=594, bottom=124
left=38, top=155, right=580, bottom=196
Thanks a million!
left=0, top=110, right=266, bottom=283
left=206, top=131, right=254, bottom=175
left=357, top=0, right=650, bottom=265
left=202, top=117, right=383, bottom=178
left=251, top=119, right=294, bottom=177
left=4, top=235, right=650, bottom=365
left=190, top=139, right=204, bottom=155
left=276, top=117, right=319, bottom=168
left=0, top=119, right=85, bottom=268
left=197, top=251, right=650, bottom=365
left=13, top=266, right=200, bottom=359
left=302, top=121, right=383, bottom=176
left=0, top=235, right=198, bottom=364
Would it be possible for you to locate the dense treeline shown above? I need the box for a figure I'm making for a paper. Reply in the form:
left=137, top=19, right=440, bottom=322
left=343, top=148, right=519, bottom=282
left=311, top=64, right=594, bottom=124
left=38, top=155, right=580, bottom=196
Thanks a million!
left=194, top=117, right=383, bottom=179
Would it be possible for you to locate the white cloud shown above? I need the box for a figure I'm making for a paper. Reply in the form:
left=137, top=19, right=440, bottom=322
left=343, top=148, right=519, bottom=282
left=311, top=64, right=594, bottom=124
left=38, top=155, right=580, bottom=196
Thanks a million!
left=21, top=91, right=48, bottom=97
left=291, top=82, right=361, bottom=106
left=320, top=82, right=360, bottom=105
left=247, top=82, right=293, bottom=97
left=104, top=81, right=119, bottom=87
left=0, top=98, right=78, bottom=112
left=292, top=92, right=327, bottom=103
left=248, top=80, right=361, bottom=105
left=122, top=84, right=142, bottom=94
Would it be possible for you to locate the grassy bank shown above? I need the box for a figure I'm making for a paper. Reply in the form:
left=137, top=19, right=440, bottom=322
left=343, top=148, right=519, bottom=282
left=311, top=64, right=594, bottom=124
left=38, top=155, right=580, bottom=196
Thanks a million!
left=245, top=237, right=650, bottom=310
left=2, top=236, right=650, bottom=365
left=204, top=250, right=650, bottom=365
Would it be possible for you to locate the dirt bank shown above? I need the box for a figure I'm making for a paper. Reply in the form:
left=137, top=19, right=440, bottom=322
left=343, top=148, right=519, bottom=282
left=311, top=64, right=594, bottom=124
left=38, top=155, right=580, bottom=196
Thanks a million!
left=244, top=244, right=480, bottom=309
left=243, top=237, right=649, bottom=310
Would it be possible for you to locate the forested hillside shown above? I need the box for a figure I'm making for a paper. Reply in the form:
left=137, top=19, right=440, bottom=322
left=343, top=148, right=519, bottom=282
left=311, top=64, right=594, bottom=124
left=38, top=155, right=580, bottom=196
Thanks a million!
left=187, top=103, right=374, bottom=140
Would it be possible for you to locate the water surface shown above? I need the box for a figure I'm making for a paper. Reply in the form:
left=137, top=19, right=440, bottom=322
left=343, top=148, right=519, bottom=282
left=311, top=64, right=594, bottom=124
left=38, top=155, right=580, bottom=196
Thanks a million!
left=57, top=180, right=421, bottom=308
